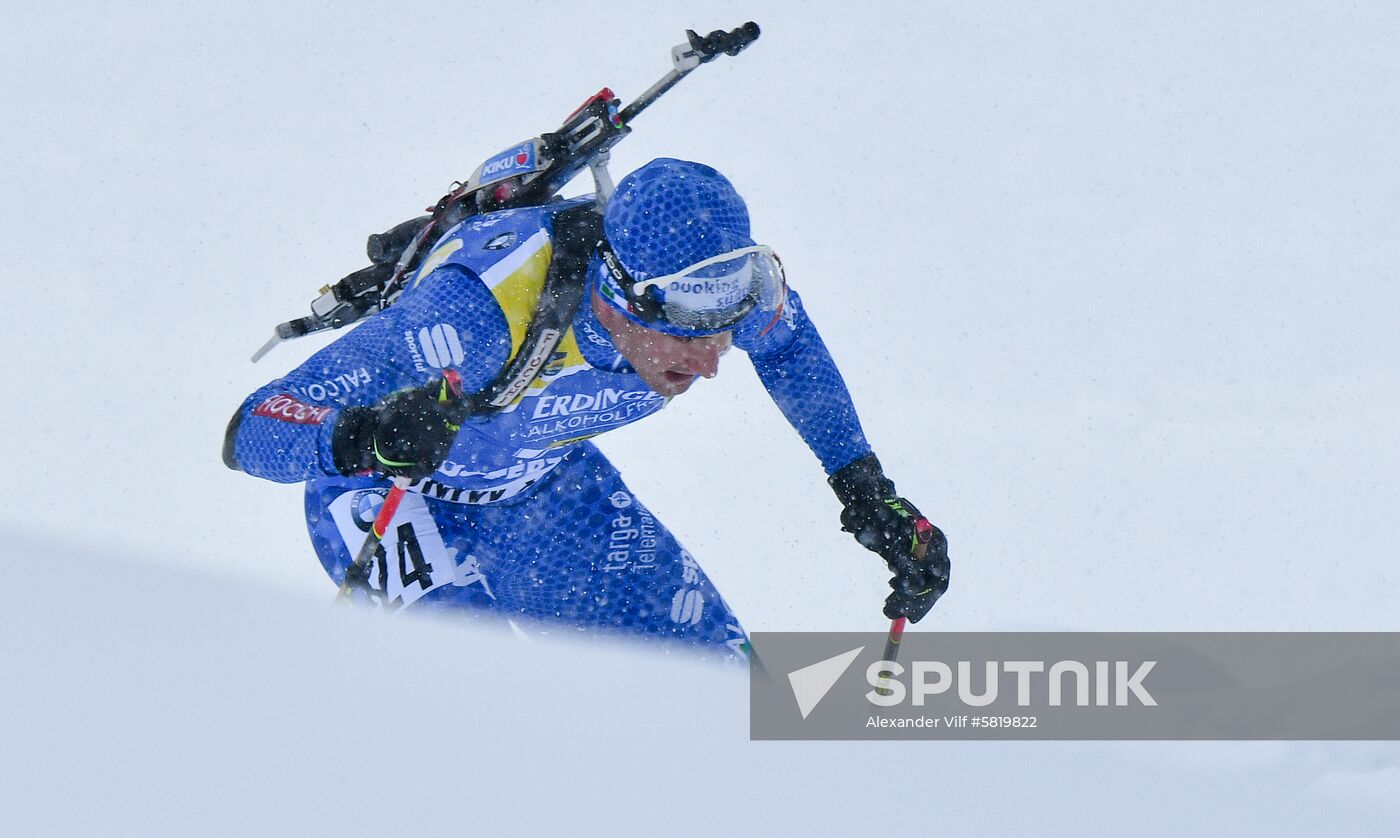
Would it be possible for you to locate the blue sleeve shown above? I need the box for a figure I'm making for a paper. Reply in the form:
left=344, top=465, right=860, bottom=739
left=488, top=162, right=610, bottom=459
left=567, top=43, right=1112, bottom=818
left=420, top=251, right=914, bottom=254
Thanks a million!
left=733, top=287, right=873, bottom=475
left=225, top=265, right=512, bottom=483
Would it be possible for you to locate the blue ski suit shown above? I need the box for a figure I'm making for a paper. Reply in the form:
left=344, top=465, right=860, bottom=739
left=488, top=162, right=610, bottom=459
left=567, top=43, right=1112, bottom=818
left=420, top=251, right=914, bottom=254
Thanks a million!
left=224, top=199, right=874, bottom=659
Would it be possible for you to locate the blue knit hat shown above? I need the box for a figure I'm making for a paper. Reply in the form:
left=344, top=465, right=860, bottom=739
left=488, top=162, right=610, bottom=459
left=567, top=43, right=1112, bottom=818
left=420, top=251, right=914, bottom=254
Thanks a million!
left=597, top=158, right=762, bottom=335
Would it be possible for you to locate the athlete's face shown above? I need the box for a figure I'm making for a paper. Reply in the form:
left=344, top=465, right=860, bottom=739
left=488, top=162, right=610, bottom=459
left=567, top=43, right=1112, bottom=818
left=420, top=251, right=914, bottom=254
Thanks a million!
left=592, top=291, right=732, bottom=397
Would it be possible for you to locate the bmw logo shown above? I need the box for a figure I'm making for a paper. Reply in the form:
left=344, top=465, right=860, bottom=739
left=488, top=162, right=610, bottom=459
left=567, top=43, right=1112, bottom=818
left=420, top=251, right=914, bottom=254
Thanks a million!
left=352, top=490, right=387, bottom=526
left=484, top=232, right=517, bottom=251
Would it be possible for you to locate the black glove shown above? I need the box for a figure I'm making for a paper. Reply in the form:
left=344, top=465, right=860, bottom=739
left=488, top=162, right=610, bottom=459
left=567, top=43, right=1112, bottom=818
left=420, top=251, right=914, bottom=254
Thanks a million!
left=332, top=376, right=464, bottom=479
left=829, top=453, right=950, bottom=623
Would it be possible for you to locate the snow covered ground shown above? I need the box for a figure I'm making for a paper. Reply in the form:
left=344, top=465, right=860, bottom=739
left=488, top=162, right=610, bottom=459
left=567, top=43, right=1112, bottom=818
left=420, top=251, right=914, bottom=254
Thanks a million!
left=4, top=1, right=1399, bottom=833
left=6, top=535, right=1399, bottom=836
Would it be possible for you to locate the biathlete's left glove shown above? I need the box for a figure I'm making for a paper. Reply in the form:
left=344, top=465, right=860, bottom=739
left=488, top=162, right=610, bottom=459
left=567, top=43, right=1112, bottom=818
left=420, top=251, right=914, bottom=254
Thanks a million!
left=829, top=453, right=950, bottom=623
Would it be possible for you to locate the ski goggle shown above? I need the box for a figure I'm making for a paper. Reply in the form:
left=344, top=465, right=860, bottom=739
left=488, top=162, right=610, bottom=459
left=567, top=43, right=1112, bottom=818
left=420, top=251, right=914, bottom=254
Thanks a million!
left=597, top=241, right=787, bottom=334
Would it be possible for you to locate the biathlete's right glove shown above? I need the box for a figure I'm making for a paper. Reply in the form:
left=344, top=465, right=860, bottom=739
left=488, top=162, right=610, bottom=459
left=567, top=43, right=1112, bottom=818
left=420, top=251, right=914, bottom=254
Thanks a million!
left=829, top=453, right=950, bottom=623
left=331, top=375, right=464, bottom=479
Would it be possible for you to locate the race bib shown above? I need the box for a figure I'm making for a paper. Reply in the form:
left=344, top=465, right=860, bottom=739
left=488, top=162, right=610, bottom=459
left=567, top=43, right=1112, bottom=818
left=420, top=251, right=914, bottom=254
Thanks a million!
left=327, top=489, right=492, bottom=610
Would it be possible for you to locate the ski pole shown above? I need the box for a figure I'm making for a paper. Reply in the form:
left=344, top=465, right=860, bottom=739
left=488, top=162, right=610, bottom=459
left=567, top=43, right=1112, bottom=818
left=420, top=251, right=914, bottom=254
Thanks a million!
left=335, top=475, right=412, bottom=603
left=334, top=371, right=468, bottom=605
left=874, top=518, right=936, bottom=696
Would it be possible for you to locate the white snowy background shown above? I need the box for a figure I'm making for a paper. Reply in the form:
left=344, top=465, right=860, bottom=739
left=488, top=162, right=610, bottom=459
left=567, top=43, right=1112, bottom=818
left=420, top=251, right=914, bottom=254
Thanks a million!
left=3, top=1, right=1398, bottom=834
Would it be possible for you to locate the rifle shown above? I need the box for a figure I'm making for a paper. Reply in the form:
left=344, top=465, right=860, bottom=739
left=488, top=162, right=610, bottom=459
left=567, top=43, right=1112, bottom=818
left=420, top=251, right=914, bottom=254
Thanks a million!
left=252, top=22, right=761, bottom=363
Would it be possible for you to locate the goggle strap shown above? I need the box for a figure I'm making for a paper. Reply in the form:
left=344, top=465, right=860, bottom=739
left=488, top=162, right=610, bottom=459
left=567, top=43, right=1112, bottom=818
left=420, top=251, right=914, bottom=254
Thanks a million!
left=596, top=238, right=664, bottom=323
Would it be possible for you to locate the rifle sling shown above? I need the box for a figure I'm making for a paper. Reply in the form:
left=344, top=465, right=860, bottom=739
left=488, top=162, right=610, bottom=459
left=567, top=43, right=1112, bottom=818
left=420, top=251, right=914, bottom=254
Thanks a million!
left=462, top=204, right=603, bottom=415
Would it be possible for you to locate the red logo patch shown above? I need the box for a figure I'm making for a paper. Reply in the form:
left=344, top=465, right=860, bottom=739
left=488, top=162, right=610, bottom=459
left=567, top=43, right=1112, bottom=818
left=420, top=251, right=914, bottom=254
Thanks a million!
left=254, top=394, right=333, bottom=425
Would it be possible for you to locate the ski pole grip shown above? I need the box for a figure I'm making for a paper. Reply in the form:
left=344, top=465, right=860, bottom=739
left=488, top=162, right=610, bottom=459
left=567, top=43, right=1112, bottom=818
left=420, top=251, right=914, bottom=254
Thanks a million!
left=913, top=517, right=935, bottom=560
